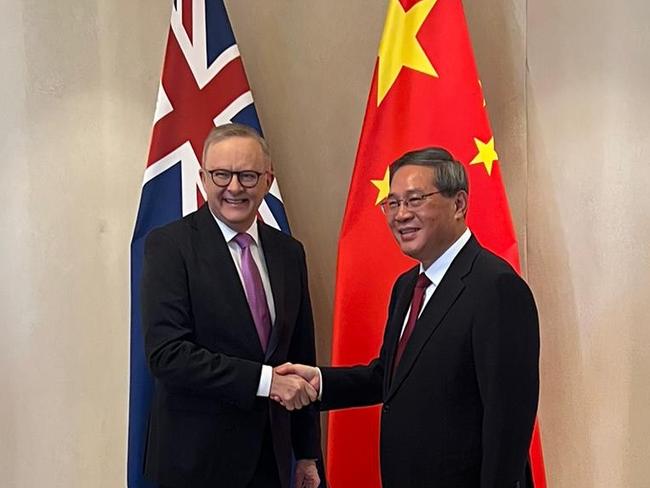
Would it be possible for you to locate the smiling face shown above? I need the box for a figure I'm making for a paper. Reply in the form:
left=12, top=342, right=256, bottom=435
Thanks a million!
left=387, top=164, right=467, bottom=267
left=200, top=135, right=273, bottom=232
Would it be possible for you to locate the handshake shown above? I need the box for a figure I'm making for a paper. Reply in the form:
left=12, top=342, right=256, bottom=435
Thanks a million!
left=270, top=364, right=322, bottom=487
left=269, top=363, right=320, bottom=411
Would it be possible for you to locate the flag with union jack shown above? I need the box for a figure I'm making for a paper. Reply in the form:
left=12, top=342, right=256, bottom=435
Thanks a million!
left=127, top=1, right=291, bottom=486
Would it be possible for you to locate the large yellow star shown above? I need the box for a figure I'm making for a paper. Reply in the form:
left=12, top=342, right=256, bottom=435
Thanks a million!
left=470, top=137, right=499, bottom=176
left=371, top=167, right=391, bottom=205
left=376, top=0, right=438, bottom=106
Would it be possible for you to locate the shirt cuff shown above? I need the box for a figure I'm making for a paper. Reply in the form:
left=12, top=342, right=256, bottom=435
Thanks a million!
left=256, top=365, right=273, bottom=397
left=317, top=367, right=323, bottom=401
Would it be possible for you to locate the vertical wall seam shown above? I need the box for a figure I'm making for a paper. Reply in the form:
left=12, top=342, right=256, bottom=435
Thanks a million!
left=524, top=0, right=530, bottom=280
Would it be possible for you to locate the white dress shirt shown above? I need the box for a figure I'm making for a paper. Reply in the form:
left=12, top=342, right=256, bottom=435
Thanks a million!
left=399, top=227, right=472, bottom=337
left=211, top=213, right=275, bottom=397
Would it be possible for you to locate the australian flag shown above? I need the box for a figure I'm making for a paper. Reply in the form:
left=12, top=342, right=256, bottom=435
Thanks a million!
left=128, top=1, right=291, bottom=486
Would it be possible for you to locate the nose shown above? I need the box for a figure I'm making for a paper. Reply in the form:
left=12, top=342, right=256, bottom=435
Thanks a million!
left=225, top=174, right=244, bottom=193
left=393, top=203, right=413, bottom=222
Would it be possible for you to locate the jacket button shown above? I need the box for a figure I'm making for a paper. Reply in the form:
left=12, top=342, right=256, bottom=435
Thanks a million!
left=382, top=404, right=390, bottom=413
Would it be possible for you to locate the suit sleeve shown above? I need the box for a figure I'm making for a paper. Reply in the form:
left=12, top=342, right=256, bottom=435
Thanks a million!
left=285, top=243, right=321, bottom=459
left=472, top=272, right=540, bottom=487
left=319, top=359, right=384, bottom=411
left=318, top=273, right=406, bottom=411
left=141, top=227, right=262, bottom=411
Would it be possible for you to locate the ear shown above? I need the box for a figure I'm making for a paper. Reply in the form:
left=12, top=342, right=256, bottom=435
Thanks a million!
left=265, top=170, right=275, bottom=192
left=199, top=167, right=209, bottom=187
left=454, top=190, right=468, bottom=219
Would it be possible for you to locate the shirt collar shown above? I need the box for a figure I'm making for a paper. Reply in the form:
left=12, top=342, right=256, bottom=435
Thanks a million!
left=420, top=228, right=472, bottom=287
left=209, top=209, right=260, bottom=247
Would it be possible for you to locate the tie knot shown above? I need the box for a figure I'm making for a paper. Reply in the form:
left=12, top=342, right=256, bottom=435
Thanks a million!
left=233, top=233, right=254, bottom=250
left=415, top=273, right=431, bottom=289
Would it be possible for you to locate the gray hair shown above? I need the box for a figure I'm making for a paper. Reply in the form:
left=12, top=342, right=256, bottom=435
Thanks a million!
left=201, top=123, right=271, bottom=167
left=389, top=147, right=469, bottom=196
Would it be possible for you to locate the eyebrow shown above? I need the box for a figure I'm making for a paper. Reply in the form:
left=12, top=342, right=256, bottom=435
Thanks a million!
left=386, top=189, right=430, bottom=198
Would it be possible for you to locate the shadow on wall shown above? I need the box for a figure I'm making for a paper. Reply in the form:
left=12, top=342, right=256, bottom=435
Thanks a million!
left=627, top=279, right=650, bottom=486
left=526, top=86, right=596, bottom=488
left=3, top=1, right=169, bottom=486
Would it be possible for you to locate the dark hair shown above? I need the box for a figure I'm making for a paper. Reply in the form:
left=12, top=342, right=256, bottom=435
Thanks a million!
left=389, top=147, right=469, bottom=196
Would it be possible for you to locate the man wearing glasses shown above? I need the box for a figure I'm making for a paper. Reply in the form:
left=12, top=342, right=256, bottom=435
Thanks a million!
left=276, top=147, right=539, bottom=488
left=141, top=123, right=321, bottom=488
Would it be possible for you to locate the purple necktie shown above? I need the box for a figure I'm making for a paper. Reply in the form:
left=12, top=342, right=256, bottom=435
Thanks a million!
left=393, top=273, right=431, bottom=375
left=233, top=233, right=272, bottom=352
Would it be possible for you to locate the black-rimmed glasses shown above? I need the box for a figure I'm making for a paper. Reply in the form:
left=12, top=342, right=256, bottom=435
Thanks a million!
left=206, top=169, right=268, bottom=188
left=379, top=191, right=442, bottom=215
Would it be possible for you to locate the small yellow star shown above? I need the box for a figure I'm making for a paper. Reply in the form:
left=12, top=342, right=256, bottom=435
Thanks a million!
left=376, top=0, right=439, bottom=105
left=371, top=167, right=391, bottom=205
left=470, top=137, right=499, bottom=176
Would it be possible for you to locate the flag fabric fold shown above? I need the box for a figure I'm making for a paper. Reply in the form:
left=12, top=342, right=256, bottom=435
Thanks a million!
left=327, top=0, right=546, bottom=486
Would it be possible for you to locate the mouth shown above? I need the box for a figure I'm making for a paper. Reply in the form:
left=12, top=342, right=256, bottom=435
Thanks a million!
left=397, top=227, right=420, bottom=241
left=222, top=197, right=249, bottom=207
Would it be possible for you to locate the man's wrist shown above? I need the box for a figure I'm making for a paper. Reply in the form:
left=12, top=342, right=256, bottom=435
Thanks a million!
left=256, top=364, right=273, bottom=397
left=316, top=367, right=323, bottom=401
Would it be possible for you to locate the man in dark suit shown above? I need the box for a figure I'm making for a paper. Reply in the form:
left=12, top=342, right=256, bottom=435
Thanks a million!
left=277, top=147, right=539, bottom=487
left=141, top=123, right=321, bottom=488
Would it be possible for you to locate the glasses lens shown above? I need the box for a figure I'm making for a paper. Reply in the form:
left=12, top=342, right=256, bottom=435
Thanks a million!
left=212, top=170, right=232, bottom=187
left=238, top=171, right=260, bottom=188
left=406, top=195, right=426, bottom=209
left=380, top=200, right=399, bottom=215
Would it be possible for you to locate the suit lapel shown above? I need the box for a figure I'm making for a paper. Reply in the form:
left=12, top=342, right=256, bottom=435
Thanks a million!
left=386, top=237, right=481, bottom=401
left=193, top=205, right=264, bottom=357
left=258, top=223, right=286, bottom=361
left=383, top=267, right=419, bottom=394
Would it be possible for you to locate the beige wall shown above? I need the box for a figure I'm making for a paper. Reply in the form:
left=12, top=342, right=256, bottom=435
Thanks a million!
left=1, top=0, right=649, bottom=486
left=0, top=1, right=168, bottom=486
left=528, top=0, right=650, bottom=486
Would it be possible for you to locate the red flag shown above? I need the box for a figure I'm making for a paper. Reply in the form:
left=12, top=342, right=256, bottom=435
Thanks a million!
left=327, top=0, right=547, bottom=486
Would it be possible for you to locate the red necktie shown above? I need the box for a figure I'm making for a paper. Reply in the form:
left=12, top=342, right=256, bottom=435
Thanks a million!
left=393, top=273, right=431, bottom=373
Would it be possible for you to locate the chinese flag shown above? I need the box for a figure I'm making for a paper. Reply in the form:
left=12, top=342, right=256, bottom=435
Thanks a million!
left=326, top=0, right=547, bottom=487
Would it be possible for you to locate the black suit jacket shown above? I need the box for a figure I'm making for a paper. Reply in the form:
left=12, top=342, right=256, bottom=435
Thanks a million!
left=140, top=204, right=320, bottom=488
left=321, top=236, right=539, bottom=488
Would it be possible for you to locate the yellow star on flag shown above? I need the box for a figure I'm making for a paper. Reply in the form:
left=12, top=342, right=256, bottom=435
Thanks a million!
left=470, top=137, right=499, bottom=176
left=376, top=0, right=439, bottom=106
left=371, top=167, right=391, bottom=205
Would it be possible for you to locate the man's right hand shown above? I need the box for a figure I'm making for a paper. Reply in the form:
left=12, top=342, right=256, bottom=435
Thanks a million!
left=274, top=363, right=320, bottom=396
left=270, top=367, right=318, bottom=410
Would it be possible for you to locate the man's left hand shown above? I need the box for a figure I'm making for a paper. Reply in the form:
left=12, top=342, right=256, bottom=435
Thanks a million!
left=295, top=459, right=320, bottom=488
